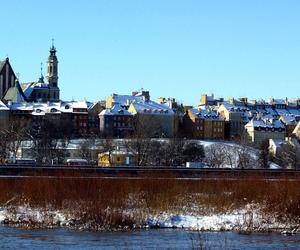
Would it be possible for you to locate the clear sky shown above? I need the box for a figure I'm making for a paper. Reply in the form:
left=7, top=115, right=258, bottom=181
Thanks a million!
left=1, top=0, right=300, bottom=105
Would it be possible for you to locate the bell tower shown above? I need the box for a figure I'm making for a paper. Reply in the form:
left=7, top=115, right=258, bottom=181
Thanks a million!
left=47, top=40, right=60, bottom=100
left=47, top=40, right=58, bottom=88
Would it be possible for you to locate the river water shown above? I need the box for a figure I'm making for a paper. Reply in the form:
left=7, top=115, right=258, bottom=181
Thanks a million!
left=0, top=226, right=300, bottom=249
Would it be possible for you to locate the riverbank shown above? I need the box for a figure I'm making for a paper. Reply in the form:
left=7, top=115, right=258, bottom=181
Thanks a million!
left=0, top=177, right=299, bottom=232
left=0, top=204, right=299, bottom=233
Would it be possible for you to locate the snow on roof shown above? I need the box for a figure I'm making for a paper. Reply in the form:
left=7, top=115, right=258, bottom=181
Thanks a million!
left=275, top=109, right=290, bottom=116
left=99, top=109, right=112, bottom=115
left=287, top=101, right=298, bottom=108
left=10, top=102, right=34, bottom=111
left=272, top=99, right=287, bottom=105
left=99, top=104, right=132, bottom=116
left=190, top=108, right=222, bottom=120
left=22, top=82, right=39, bottom=98
left=220, top=103, right=248, bottom=113
left=72, top=101, right=88, bottom=109
left=112, top=94, right=144, bottom=106
left=22, top=82, right=49, bottom=97
left=265, top=108, right=278, bottom=116
left=0, top=100, right=9, bottom=110
left=246, top=118, right=285, bottom=129
left=9, top=101, right=86, bottom=114
left=87, top=101, right=98, bottom=111
left=280, top=114, right=297, bottom=125
left=132, top=101, right=174, bottom=115
left=288, top=109, right=300, bottom=116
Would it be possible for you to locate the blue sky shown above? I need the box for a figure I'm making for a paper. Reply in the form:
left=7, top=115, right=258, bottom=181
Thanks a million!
left=1, top=0, right=300, bottom=105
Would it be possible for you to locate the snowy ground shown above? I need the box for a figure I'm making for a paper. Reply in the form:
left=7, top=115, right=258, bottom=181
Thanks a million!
left=0, top=204, right=297, bottom=233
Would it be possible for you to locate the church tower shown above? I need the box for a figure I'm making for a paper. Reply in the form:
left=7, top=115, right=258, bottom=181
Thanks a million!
left=47, top=41, right=60, bottom=100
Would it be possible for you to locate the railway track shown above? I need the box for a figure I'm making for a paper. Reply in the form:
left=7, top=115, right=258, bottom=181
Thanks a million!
left=0, top=165, right=298, bottom=180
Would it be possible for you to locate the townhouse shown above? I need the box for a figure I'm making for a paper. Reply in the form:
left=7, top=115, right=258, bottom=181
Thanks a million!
left=244, top=118, right=286, bottom=144
left=183, top=106, right=225, bottom=140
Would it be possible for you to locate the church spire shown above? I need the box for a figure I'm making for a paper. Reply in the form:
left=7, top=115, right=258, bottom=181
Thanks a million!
left=46, top=41, right=60, bottom=100
left=49, top=39, right=57, bottom=59
left=39, top=62, right=44, bottom=83
left=47, top=39, right=58, bottom=88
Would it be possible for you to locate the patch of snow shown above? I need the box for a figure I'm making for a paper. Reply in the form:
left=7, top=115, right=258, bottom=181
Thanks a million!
left=269, top=162, right=281, bottom=169
left=0, top=205, right=70, bottom=226
left=147, top=212, right=246, bottom=231
left=146, top=205, right=295, bottom=232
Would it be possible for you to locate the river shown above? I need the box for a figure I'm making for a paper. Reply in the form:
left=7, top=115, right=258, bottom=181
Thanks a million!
left=0, top=227, right=300, bottom=249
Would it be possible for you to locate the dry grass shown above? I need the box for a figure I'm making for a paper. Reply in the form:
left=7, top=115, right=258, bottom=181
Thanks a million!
left=0, top=175, right=299, bottom=229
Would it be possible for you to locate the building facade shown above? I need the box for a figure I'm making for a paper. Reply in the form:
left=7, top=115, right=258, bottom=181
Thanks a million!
left=99, top=104, right=134, bottom=138
left=245, top=118, right=286, bottom=144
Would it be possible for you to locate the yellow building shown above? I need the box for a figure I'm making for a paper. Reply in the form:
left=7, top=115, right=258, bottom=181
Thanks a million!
left=98, top=149, right=136, bottom=167
left=292, top=121, right=300, bottom=140
left=217, top=103, right=248, bottom=138
left=185, top=107, right=225, bottom=140
left=200, top=94, right=223, bottom=106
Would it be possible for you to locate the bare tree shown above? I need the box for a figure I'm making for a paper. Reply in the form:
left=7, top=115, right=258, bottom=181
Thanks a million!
left=258, top=139, right=270, bottom=168
left=147, top=140, right=165, bottom=166
left=29, top=120, right=70, bottom=164
left=76, top=137, right=98, bottom=163
left=276, top=144, right=297, bottom=169
left=125, top=117, right=156, bottom=166
left=0, top=119, right=30, bottom=163
left=99, top=139, right=114, bottom=152
left=223, top=145, right=236, bottom=168
left=236, top=146, right=252, bottom=169
left=204, top=144, right=226, bottom=168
